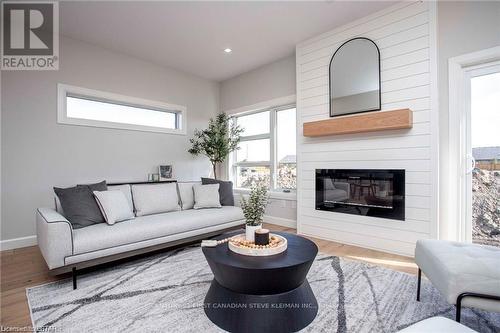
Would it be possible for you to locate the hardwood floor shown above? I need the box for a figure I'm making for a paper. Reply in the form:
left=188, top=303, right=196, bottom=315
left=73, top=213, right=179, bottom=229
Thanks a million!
left=0, top=223, right=417, bottom=329
left=267, top=224, right=417, bottom=275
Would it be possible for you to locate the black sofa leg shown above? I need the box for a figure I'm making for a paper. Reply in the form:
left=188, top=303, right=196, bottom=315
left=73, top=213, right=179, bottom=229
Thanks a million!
left=416, top=268, right=421, bottom=301
left=72, top=267, right=77, bottom=290
left=456, top=302, right=461, bottom=322
left=456, top=293, right=466, bottom=323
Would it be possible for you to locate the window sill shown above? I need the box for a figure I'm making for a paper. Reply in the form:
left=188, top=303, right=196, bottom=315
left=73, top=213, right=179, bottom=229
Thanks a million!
left=233, top=188, right=297, bottom=201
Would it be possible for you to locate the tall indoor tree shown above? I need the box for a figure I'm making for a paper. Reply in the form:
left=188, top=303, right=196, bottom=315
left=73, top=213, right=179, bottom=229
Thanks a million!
left=188, top=113, right=243, bottom=179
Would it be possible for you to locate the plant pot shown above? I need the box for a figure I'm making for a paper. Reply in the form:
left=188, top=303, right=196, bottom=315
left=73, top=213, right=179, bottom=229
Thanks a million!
left=245, top=224, right=262, bottom=242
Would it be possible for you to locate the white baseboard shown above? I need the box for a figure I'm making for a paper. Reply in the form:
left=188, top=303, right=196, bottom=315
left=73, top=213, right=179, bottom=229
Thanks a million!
left=0, top=235, right=37, bottom=251
left=263, top=215, right=297, bottom=229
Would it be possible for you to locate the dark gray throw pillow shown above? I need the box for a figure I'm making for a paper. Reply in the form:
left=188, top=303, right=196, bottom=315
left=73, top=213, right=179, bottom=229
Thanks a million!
left=201, top=178, right=234, bottom=206
left=54, top=181, right=107, bottom=229
left=77, top=180, right=108, bottom=192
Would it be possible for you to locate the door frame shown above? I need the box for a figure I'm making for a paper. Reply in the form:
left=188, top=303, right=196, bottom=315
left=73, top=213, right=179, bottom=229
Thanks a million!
left=447, top=46, right=500, bottom=242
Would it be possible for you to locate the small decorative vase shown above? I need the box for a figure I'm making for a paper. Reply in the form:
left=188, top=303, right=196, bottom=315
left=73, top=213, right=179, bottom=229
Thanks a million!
left=245, top=224, right=262, bottom=242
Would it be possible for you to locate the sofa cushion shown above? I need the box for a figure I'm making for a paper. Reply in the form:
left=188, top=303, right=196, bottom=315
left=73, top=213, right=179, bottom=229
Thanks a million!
left=131, top=183, right=180, bottom=216
left=193, top=184, right=221, bottom=209
left=66, top=218, right=245, bottom=265
left=177, top=182, right=198, bottom=210
left=93, top=190, right=134, bottom=225
left=54, top=184, right=105, bottom=229
left=107, top=184, right=133, bottom=211
left=72, top=206, right=244, bottom=254
left=201, top=178, right=235, bottom=206
left=415, top=239, right=500, bottom=312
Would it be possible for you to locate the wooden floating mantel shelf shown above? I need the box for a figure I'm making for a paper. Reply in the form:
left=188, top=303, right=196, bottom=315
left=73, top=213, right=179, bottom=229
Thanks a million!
left=303, top=108, right=412, bottom=137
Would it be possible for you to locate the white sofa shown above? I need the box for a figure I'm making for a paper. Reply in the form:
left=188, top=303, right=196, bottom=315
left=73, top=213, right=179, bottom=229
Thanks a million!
left=36, top=182, right=245, bottom=287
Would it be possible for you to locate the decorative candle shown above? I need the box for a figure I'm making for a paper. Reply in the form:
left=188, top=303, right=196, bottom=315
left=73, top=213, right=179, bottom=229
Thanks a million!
left=254, top=229, right=270, bottom=246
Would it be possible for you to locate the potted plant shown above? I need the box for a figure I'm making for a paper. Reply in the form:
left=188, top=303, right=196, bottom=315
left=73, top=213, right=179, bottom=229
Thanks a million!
left=240, top=185, right=269, bottom=242
left=188, top=113, right=243, bottom=179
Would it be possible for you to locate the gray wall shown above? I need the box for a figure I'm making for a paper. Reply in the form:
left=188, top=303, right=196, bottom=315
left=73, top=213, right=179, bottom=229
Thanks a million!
left=220, top=54, right=296, bottom=112
left=1, top=37, right=219, bottom=241
left=437, top=1, right=500, bottom=239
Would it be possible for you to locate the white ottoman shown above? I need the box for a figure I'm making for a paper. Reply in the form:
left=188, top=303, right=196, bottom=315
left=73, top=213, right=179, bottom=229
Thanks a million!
left=398, top=317, right=476, bottom=333
left=414, top=239, right=500, bottom=321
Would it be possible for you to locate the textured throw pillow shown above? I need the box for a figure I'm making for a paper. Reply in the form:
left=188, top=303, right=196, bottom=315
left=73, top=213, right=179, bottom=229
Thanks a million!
left=93, top=190, right=134, bottom=225
left=193, top=184, right=222, bottom=209
left=53, top=185, right=105, bottom=229
left=77, top=180, right=108, bottom=192
left=132, top=183, right=180, bottom=216
left=177, top=182, right=197, bottom=210
left=201, top=178, right=234, bottom=206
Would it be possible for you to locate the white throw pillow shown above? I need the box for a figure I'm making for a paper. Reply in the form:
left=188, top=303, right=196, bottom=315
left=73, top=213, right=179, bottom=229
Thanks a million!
left=107, top=184, right=133, bottom=211
left=193, top=184, right=222, bottom=209
left=177, top=182, right=197, bottom=210
left=93, top=190, right=135, bottom=225
left=132, top=183, right=180, bottom=216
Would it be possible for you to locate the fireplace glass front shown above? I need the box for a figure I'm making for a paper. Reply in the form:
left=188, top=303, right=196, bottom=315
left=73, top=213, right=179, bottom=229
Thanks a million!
left=315, top=169, right=405, bottom=221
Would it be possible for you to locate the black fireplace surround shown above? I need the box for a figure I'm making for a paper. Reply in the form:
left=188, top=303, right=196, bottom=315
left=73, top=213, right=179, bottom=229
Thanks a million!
left=316, top=169, right=405, bottom=221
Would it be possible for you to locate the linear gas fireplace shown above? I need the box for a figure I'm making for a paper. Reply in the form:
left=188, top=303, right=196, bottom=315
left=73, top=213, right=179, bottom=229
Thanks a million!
left=316, top=169, right=405, bottom=221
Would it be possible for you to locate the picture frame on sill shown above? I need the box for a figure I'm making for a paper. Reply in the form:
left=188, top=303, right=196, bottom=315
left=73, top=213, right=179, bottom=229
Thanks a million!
left=159, top=165, right=173, bottom=180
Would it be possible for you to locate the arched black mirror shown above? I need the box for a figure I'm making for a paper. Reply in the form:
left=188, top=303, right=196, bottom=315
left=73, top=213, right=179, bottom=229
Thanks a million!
left=329, top=37, right=381, bottom=117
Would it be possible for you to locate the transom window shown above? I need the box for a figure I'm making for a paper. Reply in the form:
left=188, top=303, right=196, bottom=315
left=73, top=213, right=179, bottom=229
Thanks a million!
left=230, top=105, right=296, bottom=191
left=57, top=84, right=186, bottom=135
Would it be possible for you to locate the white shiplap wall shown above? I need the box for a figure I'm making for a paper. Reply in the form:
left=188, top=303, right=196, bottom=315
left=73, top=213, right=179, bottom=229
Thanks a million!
left=296, top=1, right=438, bottom=256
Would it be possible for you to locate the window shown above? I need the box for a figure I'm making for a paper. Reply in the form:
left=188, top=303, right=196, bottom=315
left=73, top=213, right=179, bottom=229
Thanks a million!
left=57, top=84, right=186, bottom=134
left=230, top=105, right=296, bottom=191
left=276, top=108, right=297, bottom=189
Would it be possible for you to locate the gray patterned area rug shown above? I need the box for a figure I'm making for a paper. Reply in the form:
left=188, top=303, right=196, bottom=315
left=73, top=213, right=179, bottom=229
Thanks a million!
left=27, top=245, right=500, bottom=333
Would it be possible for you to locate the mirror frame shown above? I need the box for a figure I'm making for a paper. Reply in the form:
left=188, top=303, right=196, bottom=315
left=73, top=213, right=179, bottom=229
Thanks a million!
left=329, top=37, right=381, bottom=118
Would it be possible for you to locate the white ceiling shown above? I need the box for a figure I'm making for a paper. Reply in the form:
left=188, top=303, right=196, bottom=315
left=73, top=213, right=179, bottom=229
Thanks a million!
left=60, top=1, right=395, bottom=82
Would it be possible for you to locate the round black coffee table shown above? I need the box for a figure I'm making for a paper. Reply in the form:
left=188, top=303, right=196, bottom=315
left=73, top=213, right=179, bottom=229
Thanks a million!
left=202, top=231, right=318, bottom=333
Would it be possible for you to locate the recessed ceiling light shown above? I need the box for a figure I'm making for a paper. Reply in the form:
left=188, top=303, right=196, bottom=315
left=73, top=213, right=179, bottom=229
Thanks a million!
left=224, top=48, right=232, bottom=53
